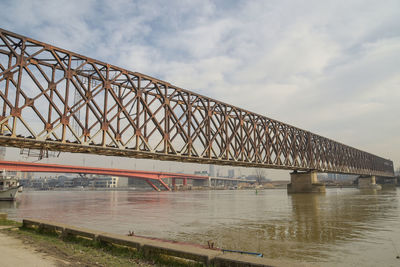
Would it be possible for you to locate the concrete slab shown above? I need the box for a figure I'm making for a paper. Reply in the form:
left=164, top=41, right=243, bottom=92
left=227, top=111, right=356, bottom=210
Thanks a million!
left=142, top=241, right=222, bottom=264
left=23, top=219, right=68, bottom=232
left=23, top=219, right=42, bottom=229
left=64, top=226, right=104, bottom=240
left=97, top=233, right=142, bottom=249
left=214, top=253, right=313, bottom=267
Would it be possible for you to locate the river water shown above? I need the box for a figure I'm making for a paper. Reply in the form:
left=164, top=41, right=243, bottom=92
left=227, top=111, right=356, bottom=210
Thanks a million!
left=1, top=188, right=399, bottom=266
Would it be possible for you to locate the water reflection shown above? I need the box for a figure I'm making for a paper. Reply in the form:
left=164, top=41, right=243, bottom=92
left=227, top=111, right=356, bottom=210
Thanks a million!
left=176, top=189, right=399, bottom=263
left=267, top=189, right=398, bottom=243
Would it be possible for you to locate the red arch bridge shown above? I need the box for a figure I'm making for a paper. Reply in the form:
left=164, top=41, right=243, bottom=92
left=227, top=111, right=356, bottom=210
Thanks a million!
left=0, top=160, right=210, bottom=191
left=0, top=28, right=395, bottom=186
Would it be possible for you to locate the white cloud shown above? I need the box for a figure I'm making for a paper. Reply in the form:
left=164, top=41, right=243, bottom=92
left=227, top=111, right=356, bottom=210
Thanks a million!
left=1, top=0, right=399, bottom=173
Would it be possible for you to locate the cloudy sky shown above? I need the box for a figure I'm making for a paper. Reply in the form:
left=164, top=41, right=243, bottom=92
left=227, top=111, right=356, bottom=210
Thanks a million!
left=0, top=0, right=399, bottom=177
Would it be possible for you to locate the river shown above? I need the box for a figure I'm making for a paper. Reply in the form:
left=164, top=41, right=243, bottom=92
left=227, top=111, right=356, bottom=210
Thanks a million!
left=1, top=188, right=399, bottom=266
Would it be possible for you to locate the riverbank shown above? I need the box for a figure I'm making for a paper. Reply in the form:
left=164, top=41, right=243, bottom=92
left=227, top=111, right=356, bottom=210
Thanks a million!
left=0, top=214, right=311, bottom=267
left=0, top=217, right=157, bottom=266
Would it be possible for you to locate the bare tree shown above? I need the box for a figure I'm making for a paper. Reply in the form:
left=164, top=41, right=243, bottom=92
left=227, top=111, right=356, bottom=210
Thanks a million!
left=254, top=168, right=267, bottom=184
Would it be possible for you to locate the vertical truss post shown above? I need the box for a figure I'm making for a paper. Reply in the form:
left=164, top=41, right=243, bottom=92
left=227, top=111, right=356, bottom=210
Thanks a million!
left=2, top=53, right=12, bottom=118
left=187, top=94, right=192, bottom=157
left=12, top=39, right=25, bottom=137
left=307, top=132, right=314, bottom=169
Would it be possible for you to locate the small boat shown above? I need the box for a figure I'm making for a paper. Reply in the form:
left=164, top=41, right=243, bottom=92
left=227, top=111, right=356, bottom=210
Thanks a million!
left=0, top=175, right=22, bottom=201
left=0, top=185, right=21, bottom=201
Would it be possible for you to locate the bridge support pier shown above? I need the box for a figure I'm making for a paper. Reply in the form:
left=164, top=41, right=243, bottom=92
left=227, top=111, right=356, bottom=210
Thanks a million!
left=145, top=179, right=161, bottom=192
left=158, top=179, right=171, bottom=191
left=172, top=178, right=176, bottom=190
left=358, top=176, right=382, bottom=190
left=287, top=171, right=325, bottom=193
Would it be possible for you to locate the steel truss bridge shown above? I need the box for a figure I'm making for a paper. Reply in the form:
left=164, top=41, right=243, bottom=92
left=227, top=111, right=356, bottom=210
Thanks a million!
left=0, top=28, right=394, bottom=177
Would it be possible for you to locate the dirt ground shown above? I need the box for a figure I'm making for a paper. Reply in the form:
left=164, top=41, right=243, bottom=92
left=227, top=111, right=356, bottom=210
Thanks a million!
left=0, top=226, right=158, bottom=267
left=0, top=226, right=68, bottom=267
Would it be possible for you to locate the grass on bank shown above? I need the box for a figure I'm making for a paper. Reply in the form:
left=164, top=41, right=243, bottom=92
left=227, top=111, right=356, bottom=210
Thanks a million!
left=0, top=218, right=22, bottom=227
left=0, top=219, right=203, bottom=267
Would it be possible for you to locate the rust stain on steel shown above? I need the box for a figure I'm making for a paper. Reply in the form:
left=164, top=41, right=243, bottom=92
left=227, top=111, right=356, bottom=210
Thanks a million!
left=0, top=28, right=394, bottom=177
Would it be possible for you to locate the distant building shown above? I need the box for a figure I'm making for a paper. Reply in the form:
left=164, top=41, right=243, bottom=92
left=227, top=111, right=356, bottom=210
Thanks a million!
left=228, top=169, right=235, bottom=178
left=89, top=176, right=128, bottom=188
left=395, top=167, right=400, bottom=176
left=0, top=146, right=5, bottom=160
left=317, top=173, right=328, bottom=180
left=72, top=177, right=90, bottom=187
left=323, top=173, right=357, bottom=182
left=209, top=165, right=215, bottom=177
left=327, top=173, right=338, bottom=180
left=194, top=170, right=208, bottom=176
left=128, top=178, right=148, bottom=188
left=21, top=172, right=33, bottom=179
left=57, top=175, right=70, bottom=186
left=63, top=180, right=74, bottom=187
left=1, top=170, right=25, bottom=179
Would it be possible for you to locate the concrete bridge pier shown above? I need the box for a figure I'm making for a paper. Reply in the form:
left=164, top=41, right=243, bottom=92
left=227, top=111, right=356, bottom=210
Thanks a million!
left=358, top=176, right=382, bottom=190
left=287, top=171, right=326, bottom=193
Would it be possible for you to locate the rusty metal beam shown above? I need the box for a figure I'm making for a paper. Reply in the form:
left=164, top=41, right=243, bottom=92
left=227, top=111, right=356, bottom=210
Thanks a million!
left=158, top=178, right=172, bottom=191
left=0, top=28, right=394, bottom=177
left=145, top=179, right=161, bottom=191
